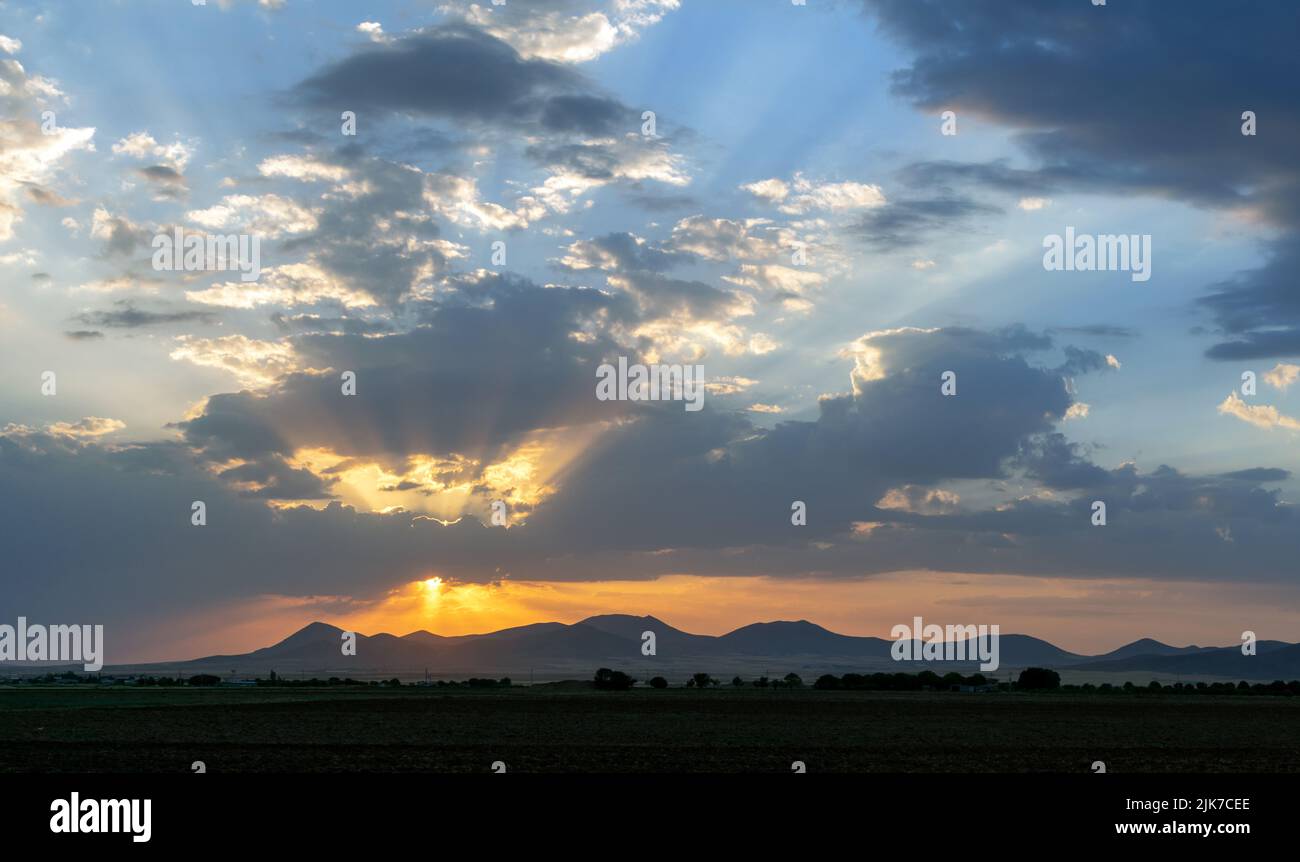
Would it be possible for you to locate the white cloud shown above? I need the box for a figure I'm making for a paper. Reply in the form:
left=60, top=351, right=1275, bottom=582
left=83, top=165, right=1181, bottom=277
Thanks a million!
left=722, top=263, right=826, bottom=303
left=111, top=131, right=194, bottom=171
left=1217, top=391, right=1300, bottom=432
left=1017, top=197, right=1051, bottom=211
left=740, top=178, right=789, bottom=203
left=356, top=21, right=388, bottom=43
left=0, top=56, right=95, bottom=240
left=706, top=376, right=758, bottom=396
left=1263, top=363, right=1299, bottom=391
left=667, top=216, right=790, bottom=262
left=258, top=154, right=350, bottom=183
left=459, top=0, right=680, bottom=64
left=170, top=334, right=301, bottom=388
left=186, top=194, right=319, bottom=237
left=185, top=262, right=375, bottom=310
left=741, top=172, right=885, bottom=215
left=47, top=417, right=126, bottom=439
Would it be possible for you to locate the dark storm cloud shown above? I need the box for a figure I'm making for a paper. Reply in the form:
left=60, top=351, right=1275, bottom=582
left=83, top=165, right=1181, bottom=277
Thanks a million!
left=6, top=318, right=1298, bottom=643
left=73, top=302, right=219, bottom=329
left=1049, top=325, right=1138, bottom=339
left=270, top=313, right=393, bottom=336
left=613, top=271, right=745, bottom=321
left=1198, top=245, right=1300, bottom=359
left=1220, top=468, right=1292, bottom=483
left=898, top=160, right=1054, bottom=197
left=850, top=194, right=1001, bottom=250
left=293, top=25, right=635, bottom=136
left=177, top=273, right=635, bottom=465
left=0, top=431, right=517, bottom=649
left=1054, top=346, right=1114, bottom=377
left=137, top=165, right=185, bottom=186
left=859, top=0, right=1300, bottom=358
left=555, top=232, right=686, bottom=274
left=620, top=188, right=698, bottom=213
left=863, top=0, right=1298, bottom=210
left=217, top=455, right=337, bottom=501
left=1015, top=433, right=1111, bottom=491
left=523, top=326, right=1076, bottom=551
left=277, top=157, right=446, bottom=306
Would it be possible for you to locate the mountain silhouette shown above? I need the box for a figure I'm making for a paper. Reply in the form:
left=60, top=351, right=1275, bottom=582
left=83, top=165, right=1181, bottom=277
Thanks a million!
left=109, top=616, right=1299, bottom=679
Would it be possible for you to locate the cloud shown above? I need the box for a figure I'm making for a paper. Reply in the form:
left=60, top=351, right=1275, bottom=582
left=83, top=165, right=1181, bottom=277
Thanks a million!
left=1220, top=468, right=1291, bottom=483
left=186, top=193, right=318, bottom=237
left=741, top=173, right=886, bottom=215
left=111, top=131, right=193, bottom=171
left=456, top=0, right=680, bottom=64
left=1050, top=325, right=1137, bottom=339
left=294, top=26, right=629, bottom=132
left=0, top=51, right=95, bottom=240
left=170, top=334, right=302, bottom=388
left=73, top=302, right=220, bottom=329
left=556, top=231, right=683, bottom=273
left=1217, top=391, right=1300, bottom=432
left=5, top=322, right=1298, bottom=646
left=90, top=207, right=150, bottom=257
left=46, top=417, right=126, bottom=439
left=851, top=194, right=1001, bottom=251
left=859, top=0, right=1300, bottom=358
left=1263, top=363, right=1300, bottom=391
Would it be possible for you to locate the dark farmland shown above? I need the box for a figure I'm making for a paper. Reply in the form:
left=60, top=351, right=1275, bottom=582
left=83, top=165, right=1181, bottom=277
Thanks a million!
left=2, top=687, right=1297, bottom=773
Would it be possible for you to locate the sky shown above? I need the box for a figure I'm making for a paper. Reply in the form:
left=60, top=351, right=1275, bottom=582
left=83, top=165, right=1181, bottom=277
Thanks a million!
left=1, top=0, right=1298, bottom=662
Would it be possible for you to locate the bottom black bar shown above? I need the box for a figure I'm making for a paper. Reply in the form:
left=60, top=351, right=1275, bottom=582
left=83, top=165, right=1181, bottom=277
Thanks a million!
left=0, top=773, right=1282, bottom=847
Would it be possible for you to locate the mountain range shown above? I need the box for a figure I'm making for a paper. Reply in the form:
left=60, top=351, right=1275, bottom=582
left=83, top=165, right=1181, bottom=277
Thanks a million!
left=102, top=616, right=1299, bottom=681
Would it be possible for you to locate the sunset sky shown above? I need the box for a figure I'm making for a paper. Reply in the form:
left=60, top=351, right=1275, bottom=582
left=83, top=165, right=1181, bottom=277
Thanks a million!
left=2, top=0, right=1298, bottom=663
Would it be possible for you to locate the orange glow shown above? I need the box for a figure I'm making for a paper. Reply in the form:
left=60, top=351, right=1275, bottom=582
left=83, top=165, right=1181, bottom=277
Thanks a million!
left=274, top=423, right=613, bottom=521
left=139, top=571, right=1300, bottom=664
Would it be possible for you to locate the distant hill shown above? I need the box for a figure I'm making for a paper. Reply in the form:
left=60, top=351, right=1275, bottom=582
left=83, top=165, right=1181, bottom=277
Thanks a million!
left=100, top=616, right=1299, bottom=680
left=1091, top=638, right=1210, bottom=661
left=1073, top=643, right=1300, bottom=678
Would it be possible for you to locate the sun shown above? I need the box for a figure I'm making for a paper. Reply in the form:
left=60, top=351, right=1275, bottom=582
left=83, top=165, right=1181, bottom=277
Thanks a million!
left=421, top=577, right=444, bottom=594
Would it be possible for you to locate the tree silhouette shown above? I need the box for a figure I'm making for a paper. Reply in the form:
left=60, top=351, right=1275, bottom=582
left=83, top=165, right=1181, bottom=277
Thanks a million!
left=593, top=668, right=636, bottom=690
left=1017, top=667, right=1061, bottom=690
